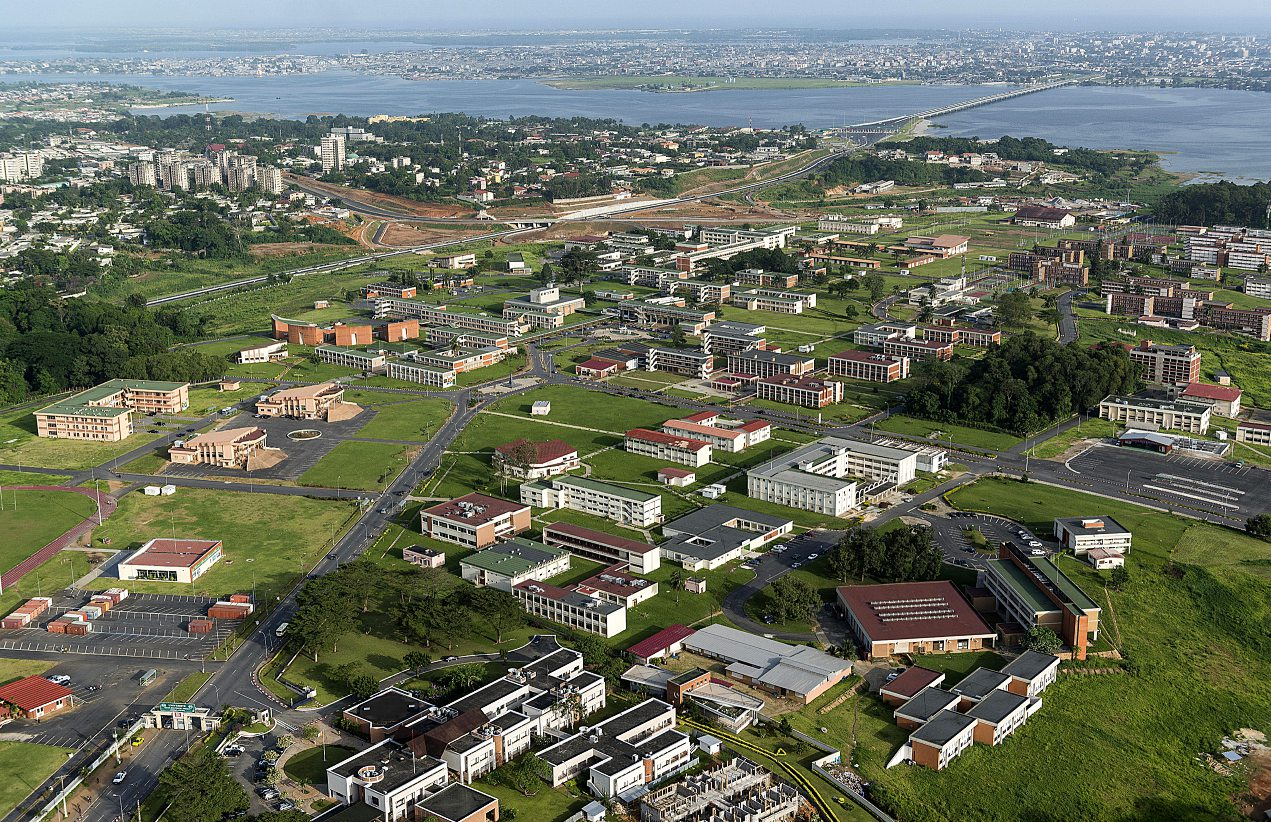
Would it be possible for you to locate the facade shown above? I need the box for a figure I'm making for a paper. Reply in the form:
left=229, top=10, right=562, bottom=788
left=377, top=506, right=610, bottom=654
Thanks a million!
left=908, top=710, right=977, bottom=770
left=883, top=337, right=954, bottom=362
left=1012, top=206, right=1076, bottom=228
left=459, top=538, right=571, bottom=592
left=726, top=350, right=815, bottom=378
left=879, top=667, right=947, bottom=707
left=1000, top=650, right=1061, bottom=698
left=169, top=427, right=271, bottom=469
left=903, top=235, right=970, bottom=258
left=118, top=538, right=224, bottom=584
left=754, top=375, right=844, bottom=409
left=645, top=345, right=715, bottom=379
left=625, top=428, right=713, bottom=467
left=1179, top=382, right=1243, bottom=417
left=421, top=493, right=532, bottom=549
left=854, top=322, right=917, bottom=348
left=503, top=287, right=586, bottom=330
left=236, top=340, right=288, bottom=364
left=1236, top=420, right=1271, bottom=446
left=1053, top=516, right=1132, bottom=558
left=747, top=436, right=921, bottom=517
left=837, top=582, right=996, bottom=659
left=979, top=543, right=1102, bottom=660
left=1128, top=341, right=1202, bottom=386
left=256, top=383, right=350, bottom=421
left=1098, top=394, right=1211, bottom=435
left=319, top=135, right=346, bottom=172
left=316, top=345, right=386, bottom=371
left=828, top=350, right=910, bottom=382
left=35, top=380, right=190, bottom=442
left=0, top=676, right=74, bottom=720
left=660, top=419, right=745, bottom=453
left=514, top=581, right=627, bottom=638
left=385, top=361, right=458, bottom=388
left=728, top=288, right=816, bottom=315
left=372, top=299, right=525, bottom=337
left=520, top=476, right=663, bottom=527
left=492, top=439, right=580, bottom=480
left=541, top=522, right=661, bottom=574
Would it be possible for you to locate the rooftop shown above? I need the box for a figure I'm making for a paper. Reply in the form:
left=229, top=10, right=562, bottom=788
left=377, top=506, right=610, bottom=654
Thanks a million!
left=176, top=427, right=266, bottom=447
left=0, top=675, right=73, bottom=711
left=460, top=538, right=568, bottom=577
left=327, top=740, right=446, bottom=795
left=423, top=493, right=528, bottom=527
left=1181, top=382, right=1243, bottom=402
left=881, top=666, right=946, bottom=700
left=123, top=538, right=221, bottom=569
left=541, top=521, right=657, bottom=556
left=1000, top=650, right=1060, bottom=683
left=966, top=688, right=1030, bottom=724
left=494, top=438, right=578, bottom=464
left=626, top=428, right=711, bottom=452
left=344, top=687, right=433, bottom=730
left=627, top=624, right=697, bottom=660
left=910, top=709, right=977, bottom=747
left=951, top=667, right=1010, bottom=701
left=1055, top=516, right=1130, bottom=536
left=895, top=686, right=960, bottom=723
left=417, top=783, right=499, bottom=822
left=551, top=475, right=660, bottom=503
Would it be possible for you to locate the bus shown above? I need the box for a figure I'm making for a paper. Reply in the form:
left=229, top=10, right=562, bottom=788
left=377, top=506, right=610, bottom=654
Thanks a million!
left=137, top=668, right=158, bottom=687
left=275, top=622, right=289, bottom=639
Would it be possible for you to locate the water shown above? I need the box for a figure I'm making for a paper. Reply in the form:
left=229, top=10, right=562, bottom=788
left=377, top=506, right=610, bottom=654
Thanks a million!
left=4, top=70, right=1271, bottom=180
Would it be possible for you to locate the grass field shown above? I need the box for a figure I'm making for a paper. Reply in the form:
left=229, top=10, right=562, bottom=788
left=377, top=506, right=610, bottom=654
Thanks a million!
left=284, top=746, right=356, bottom=785
left=819, top=476, right=1271, bottom=821
left=0, top=552, right=92, bottom=616
left=0, top=741, right=74, bottom=817
left=299, top=442, right=416, bottom=491
left=343, top=394, right=453, bottom=442
left=85, top=488, right=356, bottom=603
left=871, top=415, right=1022, bottom=451
left=0, top=489, right=99, bottom=574
left=0, top=470, right=72, bottom=486
left=164, top=672, right=212, bottom=704
left=0, top=406, right=161, bottom=470
left=0, top=658, right=52, bottom=685
left=1031, top=417, right=1120, bottom=460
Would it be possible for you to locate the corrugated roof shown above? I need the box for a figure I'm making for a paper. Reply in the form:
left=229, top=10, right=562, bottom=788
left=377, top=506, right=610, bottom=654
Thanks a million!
left=0, top=676, right=72, bottom=711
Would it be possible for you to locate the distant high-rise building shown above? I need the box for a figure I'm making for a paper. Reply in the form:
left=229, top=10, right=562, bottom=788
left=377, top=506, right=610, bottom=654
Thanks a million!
left=190, top=161, right=222, bottom=189
left=127, top=160, right=157, bottom=187
left=0, top=152, right=44, bottom=182
left=319, top=135, right=346, bottom=174
left=258, top=166, right=284, bottom=195
left=226, top=165, right=254, bottom=193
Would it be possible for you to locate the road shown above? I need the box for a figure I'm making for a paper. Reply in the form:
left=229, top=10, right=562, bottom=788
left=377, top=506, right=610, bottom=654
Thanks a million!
left=1057, top=288, right=1082, bottom=344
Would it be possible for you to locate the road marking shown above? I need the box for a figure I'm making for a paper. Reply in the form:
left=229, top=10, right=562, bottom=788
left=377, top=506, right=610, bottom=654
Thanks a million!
left=1155, top=473, right=1246, bottom=496
left=1141, top=484, right=1239, bottom=510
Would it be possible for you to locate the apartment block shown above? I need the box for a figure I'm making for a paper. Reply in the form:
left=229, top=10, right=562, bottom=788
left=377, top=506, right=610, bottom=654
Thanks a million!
left=503, top=286, right=586, bottom=329
left=1236, top=420, right=1271, bottom=446
left=373, top=298, right=526, bottom=337
left=1098, top=394, right=1210, bottom=435
left=883, top=337, right=953, bottom=362
left=421, top=493, right=532, bottom=548
left=828, top=350, right=910, bottom=382
left=700, top=321, right=767, bottom=356
left=1128, top=340, right=1201, bottom=386
left=459, top=538, right=571, bottom=592
left=537, top=699, right=689, bottom=796
left=514, top=581, right=628, bottom=638
left=542, top=522, right=660, bottom=574
left=728, top=288, right=817, bottom=314
left=726, top=350, right=815, bottom=378
left=384, top=361, right=458, bottom=388
left=754, top=375, right=843, bottom=408
left=625, top=428, right=713, bottom=467
left=35, top=380, right=190, bottom=442
left=316, top=345, right=386, bottom=371
left=520, top=475, right=663, bottom=527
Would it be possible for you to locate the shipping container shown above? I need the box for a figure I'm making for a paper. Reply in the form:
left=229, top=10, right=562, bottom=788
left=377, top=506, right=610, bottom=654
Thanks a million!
left=187, top=619, right=214, bottom=634
left=65, top=622, right=92, bottom=635
left=208, top=602, right=254, bottom=619
left=15, top=597, right=53, bottom=616
left=89, top=595, right=113, bottom=611
left=1, top=614, right=32, bottom=629
left=104, top=588, right=130, bottom=602
left=228, top=594, right=252, bottom=604
left=79, top=605, right=103, bottom=620
left=64, top=610, right=91, bottom=621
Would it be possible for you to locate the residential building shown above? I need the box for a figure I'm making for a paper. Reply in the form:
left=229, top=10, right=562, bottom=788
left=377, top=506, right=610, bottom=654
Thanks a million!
left=1179, top=382, right=1243, bottom=417
left=965, top=689, right=1030, bottom=746
left=754, top=375, right=843, bottom=408
left=728, top=288, right=816, bottom=314
left=373, top=299, right=525, bottom=337
left=421, top=493, right=532, bottom=548
left=1012, top=205, right=1075, bottom=228
left=256, top=383, right=355, bottom=421
left=0, top=676, right=74, bottom=720
left=893, top=687, right=961, bottom=730
left=908, top=711, right=978, bottom=770
left=459, top=538, right=571, bottom=592
left=541, top=522, right=661, bottom=574
left=1053, top=516, right=1132, bottom=558
left=1236, top=420, right=1271, bottom=446
left=950, top=667, right=1011, bottom=708
left=828, top=350, right=910, bottom=382
left=574, top=565, right=659, bottom=609
left=118, top=538, right=224, bottom=584
left=701, top=321, right=767, bottom=356
left=747, top=436, right=920, bottom=517
left=880, top=667, right=947, bottom=707
left=1128, top=340, right=1201, bottom=386
left=503, top=286, right=586, bottom=329
left=1244, top=275, right=1271, bottom=299
left=537, top=699, right=690, bottom=797
left=659, top=505, right=793, bottom=571
left=611, top=300, right=715, bottom=333
left=660, top=419, right=746, bottom=453
left=320, top=135, right=346, bottom=173
left=316, top=345, right=386, bottom=371
left=169, top=427, right=272, bottom=469
left=853, top=322, right=918, bottom=348
left=726, top=350, right=815, bottom=378
left=35, top=379, right=190, bottom=442
left=644, top=345, right=715, bottom=379
left=735, top=269, right=799, bottom=288
left=979, top=543, right=1102, bottom=659
left=514, top=580, right=627, bottom=638
left=625, top=428, right=713, bottom=467
left=681, top=623, right=851, bottom=704
left=325, top=740, right=451, bottom=819
left=521, top=475, right=663, bottom=527
left=836, top=581, right=996, bottom=659
left=493, top=439, right=579, bottom=479
left=903, top=235, right=970, bottom=258
left=1000, top=650, right=1061, bottom=698
left=883, top=337, right=953, bottom=362
left=236, top=340, right=288, bottom=364
left=1098, top=394, right=1210, bottom=435
left=638, top=758, right=799, bottom=822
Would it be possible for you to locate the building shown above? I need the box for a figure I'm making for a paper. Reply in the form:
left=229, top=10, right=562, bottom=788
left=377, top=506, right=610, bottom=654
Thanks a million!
left=965, top=689, right=1031, bottom=746
left=256, top=383, right=356, bottom=421
left=893, top=687, right=961, bottom=730
left=169, top=427, right=273, bottom=469
left=1012, top=206, right=1075, bottom=229
left=1236, top=420, right=1271, bottom=446
left=320, top=135, right=347, bottom=173
left=1098, top=394, right=1210, bottom=435
left=514, top=580, right=627, bottom=638
left=979, top=543, right=1102, bottom=659
left=903, top=235, right=970, bottom=258
left=1179, top=382, right=1243, bottom=417
left=828, top=350, right=910, bottom=382
left=729, top=288, right=817, bottom=315
left=681, top=623, right=851, bottom=704
left=625, top=428, right=713, bottom=467
left=503, top=286, right=586, bottom=330
left=645, top=345, right=715, bottom=379
left=537, top=699, right=690, bottom=797
left=908, top=710, right=977, bottom=770
left=117, top=538, right=224, bottom=584
left=1244, top=275, right=1271, bottom=299
left=660, top=419, right=750, bottom=453
left=35, top=380, right=190, bottom=442
left=853, top=322, right=917, bottom=348
left=701, top=321, right=767, bottom=356
left=659, top=505, right=793, bottom=571
left=0, top=676, right=74, bottom=720
left=879, top=667, right=947, bottom=707
left=747, top=436, right=924, bottom=517
left=754, top=375, right=844, bottom=409
left=421, top=493, right=532, bottom=548
left=1128, top=340, right=1201, bottom=386
left=541, top=522, right=661, bottom=574
left=521, top=475, right=663, bottom=527
left=236, top=340, right=288, bottom=364
left=1053, top=516, right=1132, bottom=559
left=836, top=581, right=996, bottom=659
left=492, top=439, right=580, bottom=480
left=1000, top=650, right=1061, bottom=698
left=627, top=625, right=697, bottom=665
left=575, top=565, right=659, bottom=609
left=459, top=538, right=571, bottom=592
left=326, top=740, right=488, bottom=821
left=372, top=299, right=523, bottom=337
left=316, top=345, right=387, bottom=371
left=882, top=337, right=953, bottom=362
left=726, top=350, right=815, bottom=378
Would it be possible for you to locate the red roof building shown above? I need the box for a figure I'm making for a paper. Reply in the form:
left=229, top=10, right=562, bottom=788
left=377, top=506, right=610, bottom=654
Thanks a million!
left=879, top=666, right=948, bottom=706
left=627, top=624, right=697, bottom=664
left=576, top=357, right=622, bottom=379
left=1180, top=382, right=1243, bottom=416
left=492, top=439, right=580, bottom=480
left=837, top=582, right=996, bottom=659
left=0, top=676, right=74, bottom=718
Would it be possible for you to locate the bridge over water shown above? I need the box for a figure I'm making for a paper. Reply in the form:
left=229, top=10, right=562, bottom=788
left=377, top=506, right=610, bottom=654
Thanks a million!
left=842, top=79, right=1080, bottom=131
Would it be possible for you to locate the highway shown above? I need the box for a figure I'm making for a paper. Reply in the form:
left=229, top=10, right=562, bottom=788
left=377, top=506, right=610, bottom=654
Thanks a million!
left=846, top=79, right=1079, bottom=129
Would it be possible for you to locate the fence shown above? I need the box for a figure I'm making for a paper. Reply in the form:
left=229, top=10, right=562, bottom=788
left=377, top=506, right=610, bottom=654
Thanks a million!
left=785, top=727, right=896, bottom=822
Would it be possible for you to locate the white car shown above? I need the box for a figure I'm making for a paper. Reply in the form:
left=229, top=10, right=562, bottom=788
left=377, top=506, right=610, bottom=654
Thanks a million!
left=47, top=675, right=71, bottom=686
left=808, top=553, right=820, bottom=560
left=112, top=772, right=127, bottom=785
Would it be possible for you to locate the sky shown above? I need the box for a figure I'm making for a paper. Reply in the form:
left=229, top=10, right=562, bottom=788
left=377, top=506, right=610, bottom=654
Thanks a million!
left=1, top=0, right=1270, bottom=32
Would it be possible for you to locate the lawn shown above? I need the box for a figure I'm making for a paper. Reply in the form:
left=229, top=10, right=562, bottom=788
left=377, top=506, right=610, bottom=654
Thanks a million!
left=180, top=384, right=269, bottom=418
left=831, top=476, right=1271, bottom=821
left=474, top=775, right=591, bottom=822
left=299, top=442, right=416, bottom=492
left=347, top=397, right=453, bottom=442
left=0, top=488, right=99, bottom=574
left=484, top=385, right=679, bottom=432
left=0, top=658, right=52, bottom=685
left=0, top=741, right=74, bottom=818
left=85, top=487, right=357, bottom=603
left=872, top=415, right=1022, bottom=452
left=0, top=470, right=71, bottom=486
left=0, top=406, right=161, bottom=470
left=164, top=672, right=213, bottom=704
left=1031, top=417, right=1120, bottom=460
left=284, top=746, right=356, bottom=785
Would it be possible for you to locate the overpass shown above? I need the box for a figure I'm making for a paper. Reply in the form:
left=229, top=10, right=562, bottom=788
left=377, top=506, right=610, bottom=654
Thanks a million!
left=844, top=79, right=1079, bottom=129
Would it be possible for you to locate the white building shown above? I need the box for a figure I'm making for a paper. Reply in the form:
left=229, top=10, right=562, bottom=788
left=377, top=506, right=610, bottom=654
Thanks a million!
left=459, top=538, right=571, bottom=592
left=747, top=436, right=922, bottom=517
left=320, top=135, right=347, bottom=173
left=1053, top=517, right=1132, bottom=559
left=520, top=476, right=663, bottom=527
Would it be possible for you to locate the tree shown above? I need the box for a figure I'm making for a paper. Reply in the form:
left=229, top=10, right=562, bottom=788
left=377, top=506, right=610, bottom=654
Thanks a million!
left=157, top=746, right=248, bottom=822
left=670, top=323, right=687, bottom=348
left=336, top=663, right=379, bottom=699
left=996, top=290, right=1034, bottom=328
left=333, top=559, right=380, bottom=613
left=468, top=586, right=526, bottom=644
left=404, top=650, right=432, bottom=673
left=767, top=575, right=820, bottom=624
left=1246, top=513, right=1271, bottom=540
left=439, top=663, right=485, bottom=692
left=496, top=439, right=540, bottom=494
left=1024, top=626, right=1062, bottom=654
left=668, top=570, right=685, bottom=604
left=290, top=576, right=359, bottom=661
left=1109, top=565, right=1131, bottom=590
left=491, top=751, right=546, bottom=796
left=864, top=272, right=887, bottom=303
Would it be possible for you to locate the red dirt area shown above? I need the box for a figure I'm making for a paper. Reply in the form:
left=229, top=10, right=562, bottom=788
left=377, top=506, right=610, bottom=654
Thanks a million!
left=289, top=176, right=474, bottom=218
left=378, top=222, right=498, bottom=248
left=248, top=242, right=358, bottom=258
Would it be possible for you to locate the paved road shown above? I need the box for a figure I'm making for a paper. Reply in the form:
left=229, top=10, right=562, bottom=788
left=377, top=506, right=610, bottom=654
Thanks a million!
left=1057, top=288, right=1082, bottom=344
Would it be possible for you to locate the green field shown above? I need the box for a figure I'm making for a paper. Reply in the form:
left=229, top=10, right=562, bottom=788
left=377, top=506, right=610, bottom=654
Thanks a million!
left=85, top=487, right=356, bottom=603
left=0, top=406, right=161, bottom=470
left=871, top=415, right=1022, bottom=451
left=0, top=552, right=92, bottom=616
left=814, top=477, right=1271, bottom=821
left=0, top=489, right=99, bottom=574
left=0, top=741, right=74, bottom=817
left=299, top=441, right=415, bottom=491
left=1031, top=417, right=1120, bottom=460
left=0, top=658, right=53, bottom=685
left=283, top=746, right=356, bottom=785
left=343, top=394, right=453, bottom=442
left=164, top=672, right=213, bottom=704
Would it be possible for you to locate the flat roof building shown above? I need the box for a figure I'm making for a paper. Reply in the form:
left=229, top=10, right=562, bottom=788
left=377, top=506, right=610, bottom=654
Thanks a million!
left=828, top=350, right=911, bottom=383
left=659, top=505, right=793, bottom=571
left=118, top=538, right=223, bottom=584
left=541, top=522, right=661, bottom=574
left=1098, top=394, right=1210, bottom=435
left=836, top=581, right=996, bottom=659
left=754, top=374, right=844, bottom=409
left=1053, top=516, right=1132, bottom=558
left=459, top=538, right=571, bottom=592
left=979, top=543, right=1102, bottom=660
left=908, top=709, right=977, bottom=770
left=520, top=475, right=663, bottom=527
left=36, top=379, right=190, bottom=442
left=999, top=650, right=1061, bottom=698
left=747, top=436, right=925, bottom=517
left=169, top=427, right=273, bottom=470
left=422, top=493, right=532, bottom=549
left=514, top=580, right=628, bottom=638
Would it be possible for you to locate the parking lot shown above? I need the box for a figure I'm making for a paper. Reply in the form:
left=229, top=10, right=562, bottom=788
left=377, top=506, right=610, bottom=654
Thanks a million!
left=0, top=591, right=242, bottom=660
left=1065, top=443, right=1271, bottom=519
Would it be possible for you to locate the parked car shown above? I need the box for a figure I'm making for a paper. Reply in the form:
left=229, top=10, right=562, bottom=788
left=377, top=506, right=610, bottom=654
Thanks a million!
left=112, top=772, right=127, bottom=785
left=47, top=675, right=71, bottom=686
left=278, top=801, right=296, bottom=812
left=1029, top=549, right=1046, bottom=556
left=130, top=735, right=144, bottom=747
left=808, top=553, right=820, bottom=560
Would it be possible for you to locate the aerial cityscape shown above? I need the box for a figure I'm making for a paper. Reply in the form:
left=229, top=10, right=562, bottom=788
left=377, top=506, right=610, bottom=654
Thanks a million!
left=0, top=2, right=1269, bottom=821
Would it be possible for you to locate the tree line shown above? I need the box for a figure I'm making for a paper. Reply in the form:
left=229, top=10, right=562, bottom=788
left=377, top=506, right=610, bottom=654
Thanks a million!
left=901, top=134, right=1150, bottom=178
left=1153, top=180, right=1271, bottom=228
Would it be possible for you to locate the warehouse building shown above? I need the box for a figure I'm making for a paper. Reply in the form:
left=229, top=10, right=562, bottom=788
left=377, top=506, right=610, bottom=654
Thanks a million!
left=836, top=581, right=996, bottom=659
left=118, top=538, right=224, bottom=584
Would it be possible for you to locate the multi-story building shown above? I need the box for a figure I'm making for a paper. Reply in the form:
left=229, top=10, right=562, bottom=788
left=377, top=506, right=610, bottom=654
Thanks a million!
left=384, top=361, right=458, bottom=388
left=503, top=286, right=586, bottom=330
left=754, top=375, right=843, bottom=408
left=256, top=383, right=351, bottom=421
left=666, top=280, right=731, bottom=305
left=735, top=268, right=799, bottom=288
left=316, top=345, right=386, bottom=371
left=258, top=166, right=284, bottom=195
left=373, top=299, right=526, bottom=337
left=320, top=135, right=346, bottom=173
left=492, top=439, right=579, bottom=480
left=1098, top=394, right=1210, bottom=435
left=35, top=380, right=190, bottom=442
left=1178, top=382, right=1243, bottom=417
left=541, top=522, right=661, bottom=574
left=837, top=581, right=996, bottom=659
left=700, top=321, right=766, bottom=356
left=853, top=322, right=918, bottom=348
left=659, top=505, right=793, bottom=571
left=979, top=543, right=1102, bottom=660
left=728, top=288, right=817, bottom=314
left=625, top=428, right=713, bottom=467
left=645, top=345, right=715, bottom=379
left=726, top=350, right=815, bottom=378
left=127, top=160, right=157, bottom=187
left=236, top=340, right=288, bottom=364
left=611, top=300, right=715, bottom=333
left=0, top=151, right=44, bottom=181
left=1053, top=516, right=1133, bottom=558
left=420, top=493, right=532, bottom=548
left=1236, top=420, right=1271, bottom=446
left=907, top=711, right=977, bottom=771
left=1128, top=340, right=1201, bottom=386
left=537, top=699, right=690, bottom=796
left=520, top=475, right=663, bottom=527
left=169, top=427, right=271, bottom=469
left=1243, top=276, right=1271, bottom=299
left=747, top=436, right=923, bottom=517
left=883, top=337, right=953, bottom=362
left=514, top=581, right=628, bottom=638
left=828, top=350, right=910, bottom=382
left=459, top=538, right=571, bottom=592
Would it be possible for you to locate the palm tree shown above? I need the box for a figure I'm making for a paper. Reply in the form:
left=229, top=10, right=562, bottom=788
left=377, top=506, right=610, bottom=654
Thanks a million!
left=668, top=571, right=685, bottom=604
